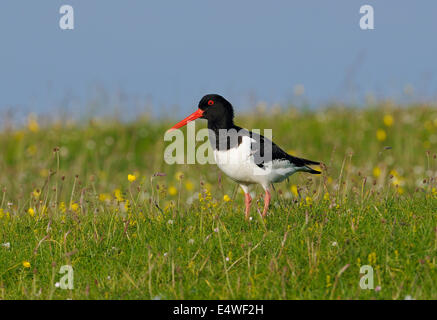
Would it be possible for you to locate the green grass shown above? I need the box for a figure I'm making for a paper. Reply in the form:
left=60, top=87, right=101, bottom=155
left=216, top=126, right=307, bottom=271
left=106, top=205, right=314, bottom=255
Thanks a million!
left=0, top=103, right=436, bottom=299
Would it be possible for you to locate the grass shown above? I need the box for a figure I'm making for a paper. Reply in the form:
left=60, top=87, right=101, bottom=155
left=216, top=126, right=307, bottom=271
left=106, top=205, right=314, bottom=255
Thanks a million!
left=0, top=102, right=436, bottom=299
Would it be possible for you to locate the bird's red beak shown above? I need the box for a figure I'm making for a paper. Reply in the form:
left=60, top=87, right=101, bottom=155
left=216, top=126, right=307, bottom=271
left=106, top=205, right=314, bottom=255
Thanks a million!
left=167, top=109, right=204, bottom=132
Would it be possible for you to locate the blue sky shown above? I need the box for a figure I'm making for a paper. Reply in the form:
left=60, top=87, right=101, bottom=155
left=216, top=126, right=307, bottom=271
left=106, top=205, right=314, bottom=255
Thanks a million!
left=0, top=0, right=436, bottom=118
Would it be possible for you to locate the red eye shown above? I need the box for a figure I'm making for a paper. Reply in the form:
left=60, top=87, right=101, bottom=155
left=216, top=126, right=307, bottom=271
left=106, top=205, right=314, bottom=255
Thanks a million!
left=208, top=100, right=214, bottom=106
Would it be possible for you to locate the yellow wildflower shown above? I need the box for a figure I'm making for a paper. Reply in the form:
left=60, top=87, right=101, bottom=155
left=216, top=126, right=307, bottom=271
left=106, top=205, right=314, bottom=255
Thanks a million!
left=114, top=189, right=124, bottom=202
left=223, top=194, right=231, bottom=202
left=99, top=193, right=110, bottom=202
left=124, top=200, right=131, bottom=212
left=184, top=180, right=194, bottom=191
left=323, top=192, right=330, bottom=201
left=305, top=196, right=313, bottom=205
left=174, top=171, right=184, bottom=180
left=23, top=261, right=31, bottom=268
left=356, top=257, right=361, bottom=267
left=391, top=175, right=404, bottom=187
left=389, top=169, right=398, bottom=177
left=383, top=114, right=394, bottom=127
left=32, top=189, right=41, bottom=198
left=128, top=174, right=136, bottom=182
left=373, top=167, right=381, bottom=178
left=368, top=252, right=377, bottom=265
left=290, top=185, right=298, bottom=197
left=376, top=129, right=386, bottom=141
left=199, top=189, right=213, bottom=208
left=70, top=202, right=79, bottom=212
left=59, top=202, right=66, bottom=213
left=27, top=114, right=39, bottom=133
left=28, top=208, right=35, bottom=217
left=168, top=186, right=178, bottom=196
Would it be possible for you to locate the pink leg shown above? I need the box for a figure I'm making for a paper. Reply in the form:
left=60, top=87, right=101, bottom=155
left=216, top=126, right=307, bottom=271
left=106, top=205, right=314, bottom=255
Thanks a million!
left=262, top=189, right=271, bottom=218
left=244, top=193, right=252, bottom=220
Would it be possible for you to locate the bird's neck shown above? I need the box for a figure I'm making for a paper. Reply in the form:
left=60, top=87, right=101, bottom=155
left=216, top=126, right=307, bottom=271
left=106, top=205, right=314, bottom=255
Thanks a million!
left=207, top=118, right=235, bottom=133
left=207, top=119, right=240, bottom=150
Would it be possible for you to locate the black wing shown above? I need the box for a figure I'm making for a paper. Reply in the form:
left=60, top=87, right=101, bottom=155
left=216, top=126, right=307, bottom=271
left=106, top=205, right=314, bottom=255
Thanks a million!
left=234, top=125, right=321, bottom=174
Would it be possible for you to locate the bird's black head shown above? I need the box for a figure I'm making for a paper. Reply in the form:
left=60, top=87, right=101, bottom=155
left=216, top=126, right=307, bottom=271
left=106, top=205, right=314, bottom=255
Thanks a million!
left=168, top=94, right=235, bottom=132
left=198, top=94, right=235, bottom=129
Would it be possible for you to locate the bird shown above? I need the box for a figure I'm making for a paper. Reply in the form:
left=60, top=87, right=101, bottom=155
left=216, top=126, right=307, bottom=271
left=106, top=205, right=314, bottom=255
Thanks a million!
left=168, top=94, right=321, bottom=220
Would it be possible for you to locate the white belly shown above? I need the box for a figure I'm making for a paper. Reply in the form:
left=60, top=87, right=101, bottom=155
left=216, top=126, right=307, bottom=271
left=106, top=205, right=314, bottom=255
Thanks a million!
left=213, top=136, right=299, bottom=187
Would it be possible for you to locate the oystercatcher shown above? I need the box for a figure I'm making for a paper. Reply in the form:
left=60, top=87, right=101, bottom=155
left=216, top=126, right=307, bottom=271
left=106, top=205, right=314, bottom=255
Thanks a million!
left=168, top=94, right=321, bottom=219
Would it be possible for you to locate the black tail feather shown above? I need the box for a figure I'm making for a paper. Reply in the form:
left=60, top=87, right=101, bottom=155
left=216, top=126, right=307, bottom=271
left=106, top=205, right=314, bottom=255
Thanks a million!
left=302, top=158, right=322, bottom=174
left=287, top=154, right=320, bottom=166
left=287, top=154, right=322, bottom=174
left=301, top=157, right=320, bottom=166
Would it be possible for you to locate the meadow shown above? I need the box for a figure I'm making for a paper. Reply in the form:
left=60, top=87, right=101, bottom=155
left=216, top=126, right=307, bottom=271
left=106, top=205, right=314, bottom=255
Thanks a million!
left=0, top=102, right=436, bottom=300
